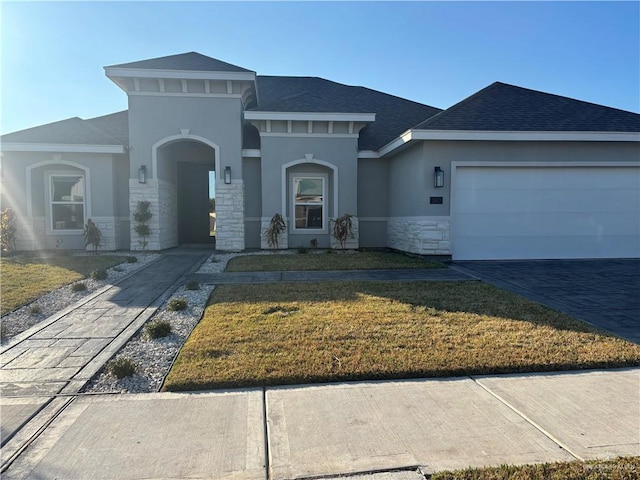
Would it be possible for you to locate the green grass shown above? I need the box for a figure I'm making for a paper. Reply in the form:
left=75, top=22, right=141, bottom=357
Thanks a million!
left=163, top=281, right=640, bottom=391
left=431, top=456, right=639, bottom=479
left=1, top=254, right=125, bottom=314
left=225, top=251, right=444, bottom=272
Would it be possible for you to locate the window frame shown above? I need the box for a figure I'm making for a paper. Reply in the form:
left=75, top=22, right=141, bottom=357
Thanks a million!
left=291, top=173, right=328, bottom=234
left=46, top=172, right=86, bottom=233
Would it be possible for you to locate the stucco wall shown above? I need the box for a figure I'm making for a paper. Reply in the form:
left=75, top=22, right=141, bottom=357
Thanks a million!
left=259, top=136, right=359, bottom=249
left=0, top=151, right=128, bottom=250
left=357, top=158, right=389, bottom=248
left=243, top=157, right=262, bottom=248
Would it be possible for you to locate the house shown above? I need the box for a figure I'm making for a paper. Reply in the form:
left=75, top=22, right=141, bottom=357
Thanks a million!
left=1, top=52, right=639, bottom=260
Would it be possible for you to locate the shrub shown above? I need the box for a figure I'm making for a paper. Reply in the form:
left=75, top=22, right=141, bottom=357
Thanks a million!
left=133, top=201, right=152, bottom=250
left=297, top=245, right=309, bottom=254
left=185, top=280, right=200, bottom=291
left=113, top=266, right=123, bottom=272
left=330, top=213, right=354, bottom=250
left=1, top=208, right=18, bottom=253
left=167, top=298, right=188, bottom=311
left=126, top=256, right=138, bottom=263
left=145, top=319, right=172, bottom=339
left=91, top=269, right=108, bottom=280
left=71, top=282, right=87, bottom=292
left=30, top=304, right=42, bottom=314
left=83, top=218, right=102, bottom=254
left=210, top=256, right=219, bottom=263
left=263, top=213, right=286, bottom=248
left=108, top=357, right=136, bottom=379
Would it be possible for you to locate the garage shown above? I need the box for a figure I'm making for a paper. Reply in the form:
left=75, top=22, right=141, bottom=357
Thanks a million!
left=451, top=164, right=640, bottom=260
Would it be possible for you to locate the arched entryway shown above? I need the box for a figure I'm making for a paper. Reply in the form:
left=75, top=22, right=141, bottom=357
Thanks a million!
left=156, top=139, right=216, bottom=246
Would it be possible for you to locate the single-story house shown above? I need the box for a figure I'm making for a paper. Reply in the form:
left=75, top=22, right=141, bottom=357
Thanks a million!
left=1, top=52, right=639, bottom=260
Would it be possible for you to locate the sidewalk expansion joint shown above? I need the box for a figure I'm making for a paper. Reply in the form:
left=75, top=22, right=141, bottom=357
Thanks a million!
left=469, top=375, right=584, bottom=462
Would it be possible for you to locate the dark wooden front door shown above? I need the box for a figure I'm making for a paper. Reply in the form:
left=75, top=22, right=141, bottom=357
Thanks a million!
left=177, top=163, right=213, bottom=244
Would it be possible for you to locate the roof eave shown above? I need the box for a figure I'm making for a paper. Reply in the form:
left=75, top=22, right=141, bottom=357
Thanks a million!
left=1, top=143, right=126, bottom=154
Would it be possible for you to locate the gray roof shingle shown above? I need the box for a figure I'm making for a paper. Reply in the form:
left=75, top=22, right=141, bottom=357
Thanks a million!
left=414, top=82, right=640, bottom=132
left=106, top=52, right=253, bottom=73
left=253, top=76, right=442, bottom=150
left=1, top=115, right=125, bottom=146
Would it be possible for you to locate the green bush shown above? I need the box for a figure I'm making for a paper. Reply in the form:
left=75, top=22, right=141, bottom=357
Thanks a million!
left=185, top=280, right=200, bottom=290
left=126, top=256, right=138, bottom=263
left=209, top=256, right=219, bottom=263
left=297, top=246, right=309, bottom=254
left=145, top=319, right=172, bottom=339
left=71, top=282, right=87, bottom=292
left=29, top=304, right=42, bottom=314
left=167, top=298, right=188, bottom=311
left=91, top=268, right=108, bottom=280
left=108, top=357, right=136, bottom=379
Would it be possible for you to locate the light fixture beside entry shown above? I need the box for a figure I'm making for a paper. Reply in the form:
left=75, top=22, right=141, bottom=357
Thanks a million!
left=434, top=166, right=444, bottom=188
left=138, top=165, right=147, bottom=184
left=224, top=166, right=231, bottom=184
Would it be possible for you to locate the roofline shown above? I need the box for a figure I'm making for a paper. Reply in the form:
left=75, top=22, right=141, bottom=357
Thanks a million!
left=244, top=111, right=376, bottom=122
left=1, top=143, right=126, bottom=154
left=368, top=130, right=640, bottom=158
left=104, top=67, right=256, bottom=82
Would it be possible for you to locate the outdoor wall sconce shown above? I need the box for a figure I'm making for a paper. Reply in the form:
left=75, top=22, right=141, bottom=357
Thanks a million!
left=434, top=166, right=444, bottom=188
left=138, top=165, right=147, bottom=184
left=224, top=166, right=231, bottom=184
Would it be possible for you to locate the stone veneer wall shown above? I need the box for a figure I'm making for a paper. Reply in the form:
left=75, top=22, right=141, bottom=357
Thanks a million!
left=130, top=179, right=178, bottom=251
left=387, top=216, right=450, bottom=255
left=14, top=216, right=42, bottom=251
left=89, top=217, right=129, bottom=251
left=329, top=215, right=359, bottom=250
left=216, top=181, right=245, bottom=251
left=260, top=216, right=289, bottom=250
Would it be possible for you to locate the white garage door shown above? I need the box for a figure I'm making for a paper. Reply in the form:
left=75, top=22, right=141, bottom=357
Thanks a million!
left=452, top=165, right=640, bottom=260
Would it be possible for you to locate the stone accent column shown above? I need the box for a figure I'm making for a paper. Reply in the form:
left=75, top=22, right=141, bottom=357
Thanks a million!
left=329, top=215, right=359, bottom=250
left=14, top=215, right=39, bottom=251
left=260, top=215, right=289, bottom=250
left=387, top=216, right=450, bottom=255
left=216, top=181, right=245, bottom=251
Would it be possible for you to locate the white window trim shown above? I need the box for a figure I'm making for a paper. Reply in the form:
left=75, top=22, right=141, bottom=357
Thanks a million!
left=45, top=170, right=87, bottom=234
left=291, top=173, right=329, bottom=234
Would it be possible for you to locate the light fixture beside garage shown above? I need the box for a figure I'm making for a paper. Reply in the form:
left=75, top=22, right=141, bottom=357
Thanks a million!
left=224, top=166, right=232, bottom=184
left=434, top=166, right=444, bottom=188
left=138, top=165, right=147, bottom=184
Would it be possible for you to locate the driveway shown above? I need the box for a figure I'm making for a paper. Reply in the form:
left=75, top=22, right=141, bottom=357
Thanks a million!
left=452, top=259, right=640, bottom=344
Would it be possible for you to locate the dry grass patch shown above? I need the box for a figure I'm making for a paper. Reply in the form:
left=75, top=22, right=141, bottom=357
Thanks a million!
left=163, top=281, right=640, bottom=391
left=432, top=456, right=639, bottom=479
left=1, top=254, right=124, bottom=314
left=225, top=251, right=444, bottom=272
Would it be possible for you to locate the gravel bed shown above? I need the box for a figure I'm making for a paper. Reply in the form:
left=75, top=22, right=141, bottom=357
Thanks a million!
left=1, top=252, right=160, bottom=343
left=81, top=250, right=297, bottom=394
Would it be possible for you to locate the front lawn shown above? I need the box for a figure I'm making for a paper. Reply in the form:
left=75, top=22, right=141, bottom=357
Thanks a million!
left=225, top=251, right=444, bottom=272
left=163, top=281, right=640, bottom=391
left=1, top=254, right=125, bottom=314
left=432, top=456, right=639, bottom=480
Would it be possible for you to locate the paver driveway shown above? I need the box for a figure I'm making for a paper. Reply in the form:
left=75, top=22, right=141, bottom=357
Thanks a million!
left=453, top=259, right=640, bottom=344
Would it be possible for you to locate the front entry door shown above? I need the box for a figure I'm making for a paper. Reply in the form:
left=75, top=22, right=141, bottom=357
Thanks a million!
left=177, top=163, right=214, bottom=244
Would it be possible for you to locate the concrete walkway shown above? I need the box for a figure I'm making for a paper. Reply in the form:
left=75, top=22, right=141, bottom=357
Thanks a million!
left=0, top=253, right=208, bottom=457
left=1, top=259, right=638, bottom=479
left=1, top=369, right=638, bottom=479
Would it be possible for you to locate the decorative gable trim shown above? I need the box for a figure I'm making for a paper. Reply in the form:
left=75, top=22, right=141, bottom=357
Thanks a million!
left=1, top=143, right=125, bottom=154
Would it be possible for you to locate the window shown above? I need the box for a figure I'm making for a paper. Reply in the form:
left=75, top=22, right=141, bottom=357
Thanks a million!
left=293, top=176, right=325, bottom=231
left=50, top=175, right=84, bottom=230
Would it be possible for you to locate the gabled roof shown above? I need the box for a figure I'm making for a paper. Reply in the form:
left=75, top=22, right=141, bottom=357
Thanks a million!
left=253, top=76, right=442, bottom=150
left=105, top=52, right=253, bottom=73
left=414, top=82, right=640, bottom=132
left=1, top=113, right=127, bottom=146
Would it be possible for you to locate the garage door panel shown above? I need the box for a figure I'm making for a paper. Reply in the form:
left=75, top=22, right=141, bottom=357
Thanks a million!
left=455, top=189, right=639, bottom=214
left=455, top=167, right=640, bottom=190
left=452, top=166, right=640, bottom=260
left=455, top=212, right=639, bottom=237
left=454, top=234, right=640, bottom=260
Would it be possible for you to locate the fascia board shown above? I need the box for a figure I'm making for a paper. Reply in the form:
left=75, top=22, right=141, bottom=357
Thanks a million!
left=410, top=130, right=640, bottom=142
left=1, top=143, right=125, bottom=154
left=244, top=111, right=376, bottom=122
left=104, top=67, right=256, bottom=82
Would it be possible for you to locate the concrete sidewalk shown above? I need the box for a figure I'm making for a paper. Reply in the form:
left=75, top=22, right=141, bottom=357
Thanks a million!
left=0, top=253, right=207, bottom=457
left=2, top=368, right=638, bottom=479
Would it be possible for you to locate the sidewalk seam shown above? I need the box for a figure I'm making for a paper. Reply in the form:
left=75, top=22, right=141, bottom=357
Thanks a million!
left=470, top=376, right=584, bottom=462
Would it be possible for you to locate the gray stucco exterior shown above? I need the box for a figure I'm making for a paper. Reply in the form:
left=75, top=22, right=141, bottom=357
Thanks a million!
left=1, top=52, right=638, bottom=259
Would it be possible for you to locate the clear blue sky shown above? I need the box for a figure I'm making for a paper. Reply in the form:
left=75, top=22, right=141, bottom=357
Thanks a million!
left=1, top=1, right=639, bottom=135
